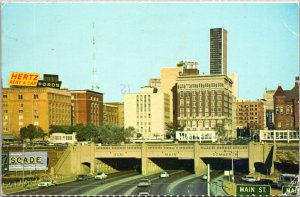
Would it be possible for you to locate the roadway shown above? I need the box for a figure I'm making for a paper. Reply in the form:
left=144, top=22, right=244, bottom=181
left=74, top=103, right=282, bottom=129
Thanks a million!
left=10, top=170, right=208, bottom=195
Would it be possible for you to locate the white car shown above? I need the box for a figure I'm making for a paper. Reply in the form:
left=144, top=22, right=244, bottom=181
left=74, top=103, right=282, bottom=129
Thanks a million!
left=38, top=180, right=56, bottom=187
left=138, top=192, right=150, bottom=196
left=160, top=171, right=169, bottom=178
left=137, top=179, right=151, bottom=187
left=94, top=172, right=107, bottom=180
left=241, top=175, right=256, bottom=183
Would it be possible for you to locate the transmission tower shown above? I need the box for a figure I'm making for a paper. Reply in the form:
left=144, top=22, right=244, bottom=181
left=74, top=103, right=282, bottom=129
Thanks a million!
left=91, top=22, right=100, bottom=91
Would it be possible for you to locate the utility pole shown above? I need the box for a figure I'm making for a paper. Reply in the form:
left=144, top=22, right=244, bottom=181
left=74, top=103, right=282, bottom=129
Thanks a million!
left=207, top=164, right=210, bottom=196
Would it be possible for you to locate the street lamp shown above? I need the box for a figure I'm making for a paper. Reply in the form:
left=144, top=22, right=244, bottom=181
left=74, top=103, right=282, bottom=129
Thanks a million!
left=22, top=142, right=26, bottom=187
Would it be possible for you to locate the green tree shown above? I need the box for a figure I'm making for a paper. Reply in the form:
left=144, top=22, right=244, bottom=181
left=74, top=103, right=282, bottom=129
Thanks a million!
left=49, top=125, right=73, bottom=134
left=214, top=123, right=226, bottom=142
left=75, top=124, right=99, bottom=141
left=165, top=121, right=185, bottom=139
left=20, top=124, right=45, bottom=143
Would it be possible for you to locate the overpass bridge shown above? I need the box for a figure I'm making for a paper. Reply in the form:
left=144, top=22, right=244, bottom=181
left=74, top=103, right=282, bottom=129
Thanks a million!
left=53, top=142, right=276, bottom=176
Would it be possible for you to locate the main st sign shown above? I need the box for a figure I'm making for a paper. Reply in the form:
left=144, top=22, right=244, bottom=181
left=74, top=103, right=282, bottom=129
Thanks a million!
left=236, top=185, right=271, bottom=196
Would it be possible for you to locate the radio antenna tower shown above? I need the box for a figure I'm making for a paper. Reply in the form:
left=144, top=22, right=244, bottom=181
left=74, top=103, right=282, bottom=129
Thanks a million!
left=91, top=22, right=100, bottom=91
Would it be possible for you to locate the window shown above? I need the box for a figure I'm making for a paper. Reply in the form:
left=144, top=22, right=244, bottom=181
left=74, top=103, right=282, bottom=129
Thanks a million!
left=3, top=95, right=7, bottom=99
left=180, top=99, right=184, bottom=106
left=18, top=95, right=23, bottom=100
left=19, top=109, right=23, bottom=113
left=34, top=94, right=39, bottom=99
left=180, top=91, right=184, bottom=98
left=278, top=122, right=281, bottom=128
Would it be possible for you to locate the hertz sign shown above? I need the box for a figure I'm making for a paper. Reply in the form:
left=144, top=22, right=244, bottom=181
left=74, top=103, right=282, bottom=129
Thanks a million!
left=9, top=152, right=48, bottom=171
left=8, top=72, right=40, bottom=87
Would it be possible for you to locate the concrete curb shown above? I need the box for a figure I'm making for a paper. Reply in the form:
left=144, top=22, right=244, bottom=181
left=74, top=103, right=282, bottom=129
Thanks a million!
left=210, top=175, right=228, bottom=196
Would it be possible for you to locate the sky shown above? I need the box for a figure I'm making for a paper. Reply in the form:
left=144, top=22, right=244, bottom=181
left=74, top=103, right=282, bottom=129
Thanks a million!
left=2, top=2, right=299, bottom=102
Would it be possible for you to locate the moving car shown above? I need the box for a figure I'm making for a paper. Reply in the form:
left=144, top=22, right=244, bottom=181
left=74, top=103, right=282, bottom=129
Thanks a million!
left=95, top=172, right=107, bottom=180
left=241, top=175, right=256, bottom=183
left=76, top=174, right=88, bottom=181
left=256, top=179, right=277, bottom=188
left=137, top=179, right=151, bottom=187
left=38, top=179, right=56, bottom=187
left=201, top=174, right=208, bottom=180
left=160, top=171, right=169, bottom=178
left=138, top=192, right=150, bottom=196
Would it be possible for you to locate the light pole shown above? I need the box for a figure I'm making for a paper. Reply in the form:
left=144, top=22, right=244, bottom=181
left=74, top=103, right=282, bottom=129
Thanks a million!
left=22, top=142, right=26, bottom=187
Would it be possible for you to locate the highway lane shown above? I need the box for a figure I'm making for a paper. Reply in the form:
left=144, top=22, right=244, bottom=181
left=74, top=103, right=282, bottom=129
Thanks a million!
left=10, top=170, right=139, bottom=195
left=9, top=170, right=208, bottom=195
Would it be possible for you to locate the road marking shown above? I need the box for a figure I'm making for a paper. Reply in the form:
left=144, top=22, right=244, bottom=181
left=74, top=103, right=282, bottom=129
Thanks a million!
left=166, top=174, right=197, bottom=195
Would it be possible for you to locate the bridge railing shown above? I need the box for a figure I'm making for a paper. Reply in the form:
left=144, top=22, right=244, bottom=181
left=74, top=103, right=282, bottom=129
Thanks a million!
left=259, top=130, right=299, bottom=143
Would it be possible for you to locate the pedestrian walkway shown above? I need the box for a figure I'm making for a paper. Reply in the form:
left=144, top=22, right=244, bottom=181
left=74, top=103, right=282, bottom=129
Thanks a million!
left=210, top=175, right=228, bottom=196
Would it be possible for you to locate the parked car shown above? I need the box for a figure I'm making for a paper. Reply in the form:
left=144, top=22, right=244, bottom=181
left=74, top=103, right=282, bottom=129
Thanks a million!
left=38, top=179, right=56, bottom=187
left=160, top=171, right=169, bottom=178
left=241, top=175, right=256, bottom=183
left=94, top=172, right=107, bottom=180
left=277, top=174, right=298, bottom=188
left=76, top=174, right=88, bottom=181
left=137, top=179, right=151, bottom=187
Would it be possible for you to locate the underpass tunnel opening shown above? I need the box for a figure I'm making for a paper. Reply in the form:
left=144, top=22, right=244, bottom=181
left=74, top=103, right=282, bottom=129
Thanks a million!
left=274, top=162, right=299, bottom=174
left=201, top=158, right=249, bottom=174
left=149, top=158, right=194, bottom=173
left=96, top=158, right=142, bottom=173
left=81, top=162, right=91, bottom=174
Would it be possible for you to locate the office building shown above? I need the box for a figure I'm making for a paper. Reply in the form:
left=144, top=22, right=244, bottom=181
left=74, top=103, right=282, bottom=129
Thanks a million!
left=124, top=87, right=170, bottom=139
left=210, top=28, right=228, bottom=75
left=103, top=102, right=124, bottom=127
left=2, top=87, right=71, bottom=139
left=176, top=67, right=234, bottom=138
left=236, top=100, right=265, bottom=130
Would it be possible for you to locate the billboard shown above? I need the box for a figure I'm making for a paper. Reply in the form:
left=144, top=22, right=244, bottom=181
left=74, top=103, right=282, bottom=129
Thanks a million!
left=8, top=72, right=40, bottom=87
left=9, top=152, right=48, bottom=171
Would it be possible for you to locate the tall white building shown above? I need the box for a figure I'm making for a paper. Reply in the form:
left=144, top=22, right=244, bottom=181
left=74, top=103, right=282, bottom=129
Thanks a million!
left=124, top=87, right=170, bottom=139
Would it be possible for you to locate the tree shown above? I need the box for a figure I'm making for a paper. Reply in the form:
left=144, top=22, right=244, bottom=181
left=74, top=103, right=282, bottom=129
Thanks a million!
left=214, top=123, right=226, bottom=142
left=75, top=124, right=99, bottom=141
left=49, top=125, right=73, bottom=134
left=20, top=124, right=45, bottom=143
left=165, top=121, right=185, bottom=139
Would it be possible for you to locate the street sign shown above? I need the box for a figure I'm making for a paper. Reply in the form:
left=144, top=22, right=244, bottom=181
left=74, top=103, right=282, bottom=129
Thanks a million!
left=236, top=185, right=271, bottom=196
left=282, top=186, right=299, bottom=195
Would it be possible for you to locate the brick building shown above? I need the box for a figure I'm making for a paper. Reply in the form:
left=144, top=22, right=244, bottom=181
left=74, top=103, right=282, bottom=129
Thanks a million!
left=273, top=77, right=299, bottom=130
left=71, top=90, right=103, bottom=127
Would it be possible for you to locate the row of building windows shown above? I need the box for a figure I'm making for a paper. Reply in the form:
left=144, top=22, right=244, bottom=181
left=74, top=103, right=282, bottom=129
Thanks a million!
left=275, top=106, right=294, bottom=114
left=178, top=83, right=225, bottom=89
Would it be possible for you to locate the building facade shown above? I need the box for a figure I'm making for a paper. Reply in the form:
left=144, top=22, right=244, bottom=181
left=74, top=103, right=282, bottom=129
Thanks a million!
left=210, top=28, right=228, bottom=75
left=104, top=102, right=124, bottom=127
left=71, top=90, right=103, bottom=127
left=103, top=103, right=118, bottom=125
left=236, top=100, right=265, bottom=130
left=273, top=78, right=299, bottom=130
left=263, top=89, right=276, bottom=129
left=124, top=87, right=170, bottom=139
left=176, top=73, right=234, bottom=138
left=2, top=87, right=72, bottom=139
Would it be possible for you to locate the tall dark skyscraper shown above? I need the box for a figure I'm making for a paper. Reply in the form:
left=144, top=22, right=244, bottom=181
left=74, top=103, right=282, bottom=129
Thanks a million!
left=209, top=28, right=228, bottom=75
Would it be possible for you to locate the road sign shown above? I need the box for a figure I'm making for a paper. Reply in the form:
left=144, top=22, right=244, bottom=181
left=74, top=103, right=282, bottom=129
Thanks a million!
left=282, top=186, right=299, bottom=195
left=236, top=185, right=271, bottom=196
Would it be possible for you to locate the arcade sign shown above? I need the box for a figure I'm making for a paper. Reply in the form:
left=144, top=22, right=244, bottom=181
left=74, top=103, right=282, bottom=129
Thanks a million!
left=8, top=72, right=40, bottom=87
left=9, top=152, right=48, bottom=171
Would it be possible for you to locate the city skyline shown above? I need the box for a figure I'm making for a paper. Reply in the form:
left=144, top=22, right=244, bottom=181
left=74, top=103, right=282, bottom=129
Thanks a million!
left=2, top=3, right=299, bottom=102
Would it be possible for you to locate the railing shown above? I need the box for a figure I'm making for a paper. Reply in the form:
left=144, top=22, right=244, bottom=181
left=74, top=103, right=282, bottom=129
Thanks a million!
left=259, top=130, right=299, bottom=143
left=53, top=145, right=71, bottom=174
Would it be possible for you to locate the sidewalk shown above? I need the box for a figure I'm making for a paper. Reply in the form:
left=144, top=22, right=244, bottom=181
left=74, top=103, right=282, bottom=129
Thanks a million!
left=210, top=175, right=228, bottom=196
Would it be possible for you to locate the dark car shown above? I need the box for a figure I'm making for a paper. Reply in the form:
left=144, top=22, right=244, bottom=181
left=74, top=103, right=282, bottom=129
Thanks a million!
left=256, top=179, right=277, bottom=188
left=76, top=174, right=88, bottom=181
